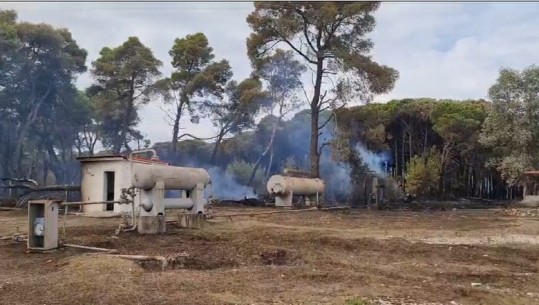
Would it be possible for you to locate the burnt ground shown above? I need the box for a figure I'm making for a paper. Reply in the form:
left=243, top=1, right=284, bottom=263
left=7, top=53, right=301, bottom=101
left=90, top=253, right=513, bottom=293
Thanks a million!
left=1, top=207, right=539, bottom=305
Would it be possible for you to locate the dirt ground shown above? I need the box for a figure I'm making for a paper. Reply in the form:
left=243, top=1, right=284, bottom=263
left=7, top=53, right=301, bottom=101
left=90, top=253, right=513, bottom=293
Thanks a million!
left=1, top=206, right=539, bottom=305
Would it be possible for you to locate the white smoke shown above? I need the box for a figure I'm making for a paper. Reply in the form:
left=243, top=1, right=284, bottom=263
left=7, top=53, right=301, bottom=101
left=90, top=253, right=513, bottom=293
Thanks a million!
left=160, top=156, right=257, bottom=200
left=204, top=167, right=256, bottom=200
left=353, top=143, right=391, bottom=177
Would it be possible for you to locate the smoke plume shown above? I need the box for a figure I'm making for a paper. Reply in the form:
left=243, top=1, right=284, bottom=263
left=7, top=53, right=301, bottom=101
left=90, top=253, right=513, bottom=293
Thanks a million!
left=205, top=167, right=256, bottom=199
left=158, top=153, right=256, bottom=200
left=353, top=143, right=391, bottom=177
left=156, top=111, right=392, bottom=203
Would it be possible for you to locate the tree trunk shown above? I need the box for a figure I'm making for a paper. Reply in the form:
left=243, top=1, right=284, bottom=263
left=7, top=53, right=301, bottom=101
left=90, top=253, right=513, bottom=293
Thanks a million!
left=394, top=140, right=398, bottom=178
left=265, top=146, right=274, bottom=180
left=401, top=131, right=406, bottom=191
left=248, top=117, right=281, bottom=187
left=46, top=144, right=64, bottom=184
left=423, top=128, right=428, bottom=154
left=114, top=78, right=136, bottom=154
left=409, top=131, right=413, bottom=160
left=210, top=131, right=225, bottom=164
left=114, top=102, right=132, bottom=155
left=170, top=99, right=185, bottom=154
left=309, top=59, right=324, bottom=178
left=12, top=83, right=52, bottom=176
left=479, top=171, right=484, bottom=198
left=42, top=159, right=49, bottom=185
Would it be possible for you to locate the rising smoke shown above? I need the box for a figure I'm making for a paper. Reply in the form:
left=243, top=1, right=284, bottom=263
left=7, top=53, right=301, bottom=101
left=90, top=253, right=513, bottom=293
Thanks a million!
left=204, top=167, right=256, bottom=199
left=353, top=143, right=391, bottom=177
left=158, top=111, right=392, bottom=202
left=157, top=153, right=256, bottom=200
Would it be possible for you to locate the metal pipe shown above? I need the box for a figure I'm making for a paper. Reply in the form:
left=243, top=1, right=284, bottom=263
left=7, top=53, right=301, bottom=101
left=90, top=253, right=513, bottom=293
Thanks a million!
left=63, top=243, right=118, bottom=253
left=1, top=234, right=27, bottom=241
left=121, top=199, right=138, bottom=232
left=62, top=200, right=121, bottom=206
left=62, top=204, right=68, bottom=240
left=89, top=253, right=169, bottom=270
left=139, top=198, right=194, bottom=212
left=164, top=198, right=194, bottom=209
left=0, top=207, right=23, bottom=211
left=62, top=190, right=69, bottom=239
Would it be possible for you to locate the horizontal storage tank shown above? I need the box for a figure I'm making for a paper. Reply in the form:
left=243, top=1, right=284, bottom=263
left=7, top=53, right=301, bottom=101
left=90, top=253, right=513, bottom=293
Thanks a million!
left=131, top=163, right=210, bottom=190
left=266, top=175, right=325, bottom=196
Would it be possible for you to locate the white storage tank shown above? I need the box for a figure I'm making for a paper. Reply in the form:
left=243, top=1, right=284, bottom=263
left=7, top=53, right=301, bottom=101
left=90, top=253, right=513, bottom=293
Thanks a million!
left=267, top=175, right=325, bottom=196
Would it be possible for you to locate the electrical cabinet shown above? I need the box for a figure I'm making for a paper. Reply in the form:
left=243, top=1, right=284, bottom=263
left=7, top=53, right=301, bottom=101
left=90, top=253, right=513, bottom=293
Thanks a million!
left=28, top=200, right=60, bottom=251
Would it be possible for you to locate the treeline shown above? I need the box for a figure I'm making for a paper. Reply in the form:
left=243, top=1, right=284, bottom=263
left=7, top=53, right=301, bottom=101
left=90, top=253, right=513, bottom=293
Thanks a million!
left=2, top=5, right=538, bottom=203
left=336, top=62, right=539, bottom=201
left=336, top=99, right=506, bottom=200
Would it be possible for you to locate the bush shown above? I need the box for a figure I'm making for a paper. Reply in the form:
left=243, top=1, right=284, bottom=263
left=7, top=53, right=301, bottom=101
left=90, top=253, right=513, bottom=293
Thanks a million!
left=405, top=148, right=442, bottom=197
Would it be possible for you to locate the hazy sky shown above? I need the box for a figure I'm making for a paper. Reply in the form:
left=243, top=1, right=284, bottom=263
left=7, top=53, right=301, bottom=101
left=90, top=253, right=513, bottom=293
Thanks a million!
left=4, top=2, right=539, bottom=144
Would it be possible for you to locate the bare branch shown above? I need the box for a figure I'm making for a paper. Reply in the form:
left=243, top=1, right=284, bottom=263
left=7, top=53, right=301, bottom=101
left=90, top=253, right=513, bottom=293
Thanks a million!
left=297, top=76, right=312, bottom=107
left=318, top=141, right=330, bottom=155
left=177, top=133, right=219, bottom=141
left=318, top=112, right=335, bottom=131
left=322, top=69, right=338, bottom=75
left=270, top=26, right=317, bottom=64
left=258, top=40, right=282, bottom=58
left=294, top=8, right=318, bottom=54
left=158, top=105, right=177, bottom=126
left=318, top=90, right=328, bottom=107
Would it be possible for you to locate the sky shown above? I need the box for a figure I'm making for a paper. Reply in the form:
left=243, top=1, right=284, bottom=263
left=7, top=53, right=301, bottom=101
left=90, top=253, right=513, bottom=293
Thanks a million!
left=4, top=2, right=539, bottom=145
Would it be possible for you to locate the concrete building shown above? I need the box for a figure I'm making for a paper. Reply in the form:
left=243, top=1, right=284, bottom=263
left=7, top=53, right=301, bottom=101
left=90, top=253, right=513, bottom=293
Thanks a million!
left=77, top=155, right=168, bottom=215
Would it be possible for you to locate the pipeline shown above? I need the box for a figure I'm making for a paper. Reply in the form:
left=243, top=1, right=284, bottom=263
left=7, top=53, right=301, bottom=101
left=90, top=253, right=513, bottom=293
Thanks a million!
left=62, top=200, right=121, bottom=206
left=0, top=234, right=27, bottom=242
left=116, top=187, right=138, bottom=233
left=62, top=243, right=118, bottom=253
left=0, top=207, right=23, bottom=211
left=87, top=253, right=169, bottom=271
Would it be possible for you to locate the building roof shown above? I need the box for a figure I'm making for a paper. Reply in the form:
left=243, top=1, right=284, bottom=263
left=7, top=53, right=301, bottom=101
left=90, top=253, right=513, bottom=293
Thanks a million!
left=76, top=155, right=127, bottom=162
left=76, top=154, right=169, bottom=165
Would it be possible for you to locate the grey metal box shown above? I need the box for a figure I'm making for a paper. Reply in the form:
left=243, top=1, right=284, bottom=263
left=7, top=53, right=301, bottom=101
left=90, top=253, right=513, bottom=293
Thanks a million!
left=28, top=200, right=60, bottom=251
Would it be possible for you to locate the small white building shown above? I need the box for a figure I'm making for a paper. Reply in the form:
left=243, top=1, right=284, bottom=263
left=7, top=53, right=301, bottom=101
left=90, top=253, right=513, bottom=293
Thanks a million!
left=77, top=155, right=170, bottom=215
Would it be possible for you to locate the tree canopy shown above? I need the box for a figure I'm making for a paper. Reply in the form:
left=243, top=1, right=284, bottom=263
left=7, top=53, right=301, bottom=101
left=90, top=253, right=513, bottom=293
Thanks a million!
left=480, top=65, right=539, bottom=185
left=0, top=9, right=88, bottom=181
left=246, top=1, right=399, bottom=177
left=155, top=32, right=232, bottom=152
left=88, top=36, right=162, bottom=154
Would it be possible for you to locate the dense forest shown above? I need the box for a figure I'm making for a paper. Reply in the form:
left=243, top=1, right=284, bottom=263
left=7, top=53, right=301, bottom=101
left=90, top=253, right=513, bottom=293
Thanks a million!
left=1, top=3, right=538, bottom=204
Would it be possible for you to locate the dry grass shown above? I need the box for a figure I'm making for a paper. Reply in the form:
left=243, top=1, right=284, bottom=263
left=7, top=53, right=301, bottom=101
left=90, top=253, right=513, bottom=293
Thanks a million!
left=1, top=207, right=539, bottom=305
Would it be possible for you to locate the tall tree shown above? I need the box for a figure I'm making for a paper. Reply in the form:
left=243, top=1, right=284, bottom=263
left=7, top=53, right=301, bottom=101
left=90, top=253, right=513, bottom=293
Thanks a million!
left=480, top=65, right=539, bottom=185
left=74, top=91, right=100, bottom=156
left=89, top=37, right=162, bottom=154
left=246, top=1, right=398, bottom=177
left=155, top=33, right=232, bottom=153
left=248, top=49, right=306, bottom=185
left=0, top=10, right=88, bottom=177
left=202, top=77, right=267, bottom=163
left=432, top=101, right=486, bottom=194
